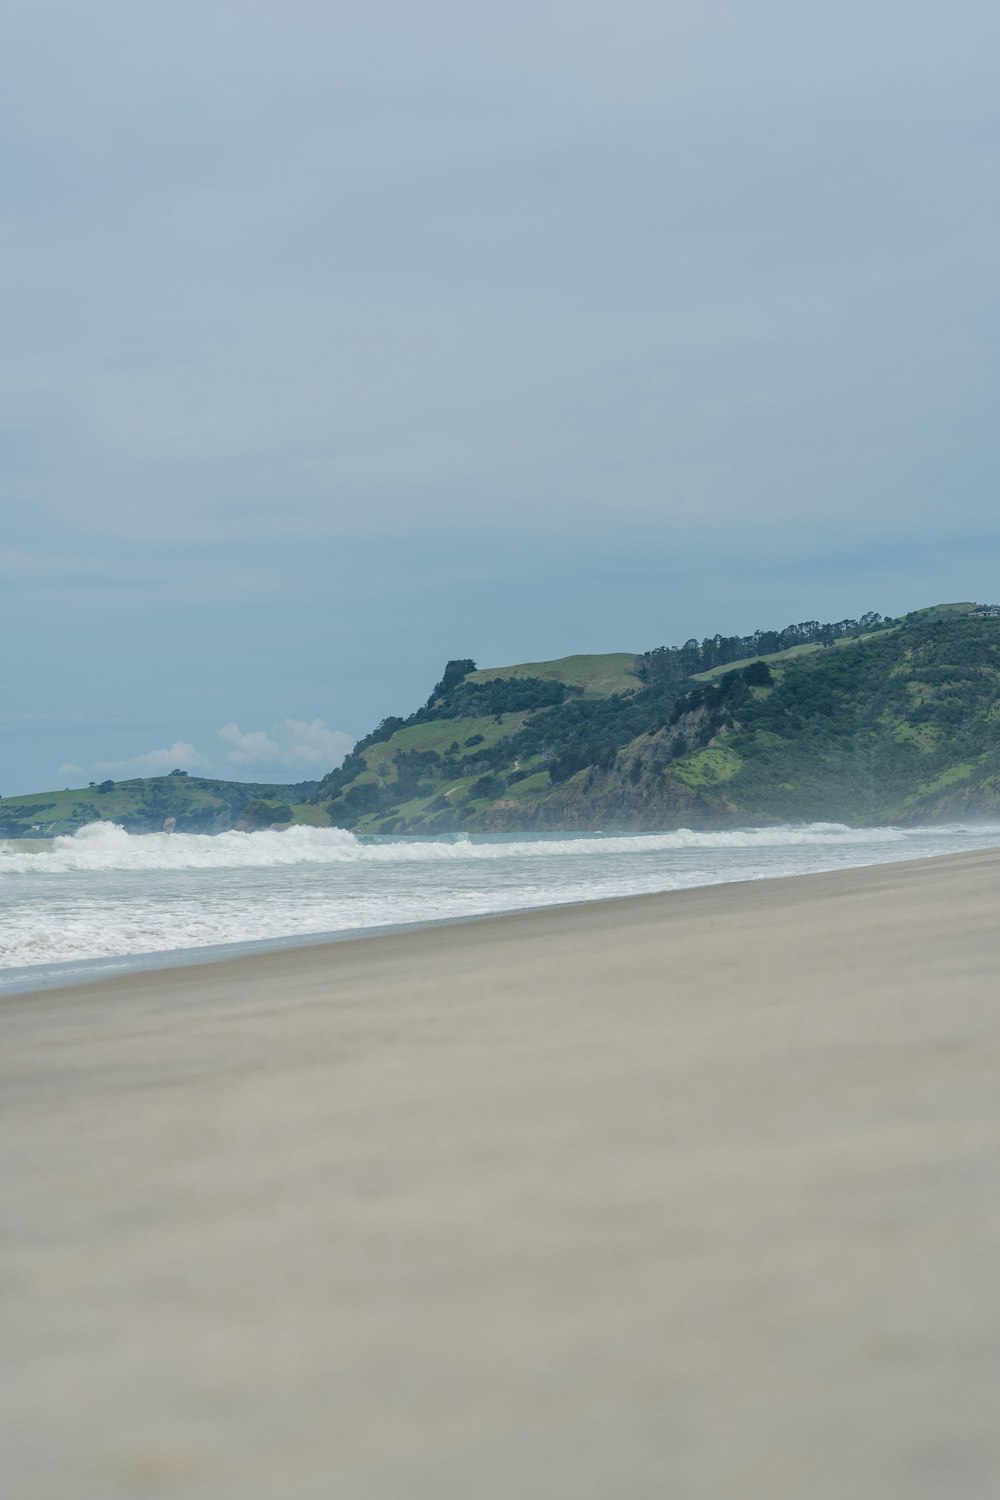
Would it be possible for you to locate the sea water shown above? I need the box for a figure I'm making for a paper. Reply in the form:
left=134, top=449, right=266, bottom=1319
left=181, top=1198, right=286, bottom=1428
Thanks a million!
left=3, top=820, right=1000, bottom=994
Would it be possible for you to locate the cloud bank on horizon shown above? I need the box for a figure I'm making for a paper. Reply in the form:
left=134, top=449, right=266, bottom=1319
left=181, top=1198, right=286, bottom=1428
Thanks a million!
left=3, top=0, right=1000, bottom=793
left=58, top=720, right=355, bottom=785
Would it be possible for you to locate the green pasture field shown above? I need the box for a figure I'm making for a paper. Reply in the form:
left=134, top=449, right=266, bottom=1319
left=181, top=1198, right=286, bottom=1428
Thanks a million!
left=468, top=653, right=639, bottom=697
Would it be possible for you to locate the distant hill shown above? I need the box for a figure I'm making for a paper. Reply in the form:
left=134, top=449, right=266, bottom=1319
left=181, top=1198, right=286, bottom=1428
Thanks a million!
left=0, top=774, right=320, bottom=838
left=306, top=603, right=1000, bottom=833
left=7, top=602, right=1000, bottom=837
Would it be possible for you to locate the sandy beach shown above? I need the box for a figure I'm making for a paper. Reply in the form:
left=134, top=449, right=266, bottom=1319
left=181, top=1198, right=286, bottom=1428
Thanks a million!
left=4, top=848, right=1000, bottom=1498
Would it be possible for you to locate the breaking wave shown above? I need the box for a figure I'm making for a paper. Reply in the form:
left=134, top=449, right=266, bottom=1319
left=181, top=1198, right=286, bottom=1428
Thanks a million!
left=0, top=819, right=911, bottom=875
left=3, top=820, right=999, bottom=984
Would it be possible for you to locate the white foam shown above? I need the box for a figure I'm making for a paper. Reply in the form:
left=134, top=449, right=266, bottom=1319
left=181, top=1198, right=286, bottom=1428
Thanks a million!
left=0, top=819, right=913, bottom=875
left=3, top=821, right=1000, bottom=980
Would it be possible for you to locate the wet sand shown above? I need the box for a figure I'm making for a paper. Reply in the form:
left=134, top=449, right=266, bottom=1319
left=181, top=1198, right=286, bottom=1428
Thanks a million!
left=4, top=849, right=1000, bottom=1498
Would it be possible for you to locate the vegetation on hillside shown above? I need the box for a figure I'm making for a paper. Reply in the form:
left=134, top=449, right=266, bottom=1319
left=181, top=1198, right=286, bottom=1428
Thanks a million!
left=304, top=606, right=1000, bottom=833
left=7, top=603, right=1000, bottom=838
left=0, top=772, right=318, bottom=838
left=638, top=611, right=890, bottom=687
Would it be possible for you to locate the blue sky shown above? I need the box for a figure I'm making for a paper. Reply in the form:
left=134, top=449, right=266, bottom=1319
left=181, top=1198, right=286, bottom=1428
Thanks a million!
left=3, top=0, right=1000, bottom=794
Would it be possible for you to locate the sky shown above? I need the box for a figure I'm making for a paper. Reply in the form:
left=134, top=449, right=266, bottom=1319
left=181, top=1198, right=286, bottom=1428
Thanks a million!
left=3, top=0, right=1000, bottom=795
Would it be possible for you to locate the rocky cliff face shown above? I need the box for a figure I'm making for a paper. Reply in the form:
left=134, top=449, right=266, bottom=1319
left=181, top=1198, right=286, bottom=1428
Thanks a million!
left=475, top=721, right=751, bottom=831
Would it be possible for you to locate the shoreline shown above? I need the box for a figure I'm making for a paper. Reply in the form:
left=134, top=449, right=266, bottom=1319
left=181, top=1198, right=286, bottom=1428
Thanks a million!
left=4, top=834, right=1000, bottom=1001
left=5, top=847, right=1000, bottom=1496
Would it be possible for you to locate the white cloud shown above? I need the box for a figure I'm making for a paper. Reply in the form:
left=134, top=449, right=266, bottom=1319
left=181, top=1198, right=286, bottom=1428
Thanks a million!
left=218, top=719, right=354, bottom=775
left=49, top=724, right=352, bottom=792
left=92, top=741, right=211, bottom=777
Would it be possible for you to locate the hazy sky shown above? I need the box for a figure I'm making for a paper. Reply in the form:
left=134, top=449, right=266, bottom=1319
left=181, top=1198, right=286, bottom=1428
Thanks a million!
left=4, top=0, right=1000, bottom=794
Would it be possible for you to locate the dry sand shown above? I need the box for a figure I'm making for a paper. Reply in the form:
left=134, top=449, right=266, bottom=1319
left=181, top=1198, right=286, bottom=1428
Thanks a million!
left=3, top=849, right=1000, bottom=1498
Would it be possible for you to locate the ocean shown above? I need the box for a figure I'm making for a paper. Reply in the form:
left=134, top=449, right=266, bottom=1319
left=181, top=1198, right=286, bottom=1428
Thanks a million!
left=3, top=819, right=1000, bottom=995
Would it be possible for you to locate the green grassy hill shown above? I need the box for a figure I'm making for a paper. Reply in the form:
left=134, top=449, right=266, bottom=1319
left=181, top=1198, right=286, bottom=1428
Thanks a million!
left=0, top=774, right=319, bottom=838
left=307, top=606, right=1000, bottom=833
left=308, top=651, right=643, bottom=834
left=9, top=604, right=1000, bottom=838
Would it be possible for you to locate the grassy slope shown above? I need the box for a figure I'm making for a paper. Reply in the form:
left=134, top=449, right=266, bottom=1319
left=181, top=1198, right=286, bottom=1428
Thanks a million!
left=364, top=713, right=530, bottom=769
left=692, top=626, right=901, bottom=682
left=319, top=653, right=640, bottom=833
left=0, top=779, right=220, bottom=836
left=468, top=654, right=639, bottom=696
left=0, top=776, right=322, bottom=837
left=313, top=611, right=1000, bottom=833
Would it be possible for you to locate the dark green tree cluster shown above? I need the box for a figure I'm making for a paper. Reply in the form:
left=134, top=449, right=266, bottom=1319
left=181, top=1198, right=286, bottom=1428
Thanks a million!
left=426, top=659, right=478, bottom=705
left=638, top=611, right=886, bottom=688
left=515, top=689, right=679, bottom=784
left=665, top=616, right=1000, bottom=823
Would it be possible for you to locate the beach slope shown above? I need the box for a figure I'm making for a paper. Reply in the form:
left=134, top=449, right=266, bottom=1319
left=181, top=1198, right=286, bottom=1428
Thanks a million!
left=4, top=850, right=1000, bottom=1497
